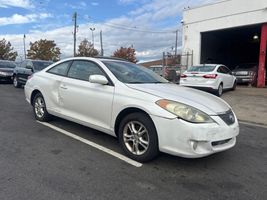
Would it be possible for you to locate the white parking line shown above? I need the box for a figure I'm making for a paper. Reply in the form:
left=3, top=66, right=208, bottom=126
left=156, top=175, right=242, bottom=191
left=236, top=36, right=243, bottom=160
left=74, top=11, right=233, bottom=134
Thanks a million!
left=37, top=121, right=143, bottom=168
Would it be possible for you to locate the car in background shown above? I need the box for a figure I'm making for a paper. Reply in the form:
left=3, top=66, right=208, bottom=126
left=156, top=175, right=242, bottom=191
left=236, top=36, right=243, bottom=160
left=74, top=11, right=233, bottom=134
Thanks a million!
left=149, top=65, right=163, bottom=76
left=24, top=57, right=239, bottom=162
left=0, top=60, right=16, bottom=83
left=232, top=63, right=258, bottom=85
left=13, top=59, right=53, bottom=88
left=148, top=65, right=180, bottom=83
left=180, top=64, right=236, bottom=96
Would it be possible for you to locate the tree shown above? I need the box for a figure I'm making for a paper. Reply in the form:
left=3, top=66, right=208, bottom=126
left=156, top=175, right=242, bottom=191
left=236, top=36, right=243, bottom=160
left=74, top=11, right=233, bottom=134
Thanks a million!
left=27, top=39, right=61, bottom=62
left=0, top=38, right=18, bottom=61
left=113, top=46, right=137, bottom=63
left=77, top=39, right=99, bottom=57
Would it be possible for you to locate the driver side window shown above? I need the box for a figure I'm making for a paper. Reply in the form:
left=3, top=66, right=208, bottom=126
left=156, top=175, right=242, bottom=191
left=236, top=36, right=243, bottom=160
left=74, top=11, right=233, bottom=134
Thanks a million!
left=67, top=60, right=105, bottom=81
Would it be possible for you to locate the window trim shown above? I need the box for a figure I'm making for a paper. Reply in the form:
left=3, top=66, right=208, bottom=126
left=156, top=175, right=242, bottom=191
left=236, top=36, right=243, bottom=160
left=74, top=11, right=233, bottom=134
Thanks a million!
left=46, top=61, right=73, bottom=77
left=66, top=59, right=114, bottom=86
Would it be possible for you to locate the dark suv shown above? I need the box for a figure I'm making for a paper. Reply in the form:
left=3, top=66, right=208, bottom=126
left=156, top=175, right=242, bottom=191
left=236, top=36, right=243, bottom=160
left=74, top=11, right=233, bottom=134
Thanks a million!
left=13, top=59, right=53, bottom=88
left=232, top=63, right=258, bottom=85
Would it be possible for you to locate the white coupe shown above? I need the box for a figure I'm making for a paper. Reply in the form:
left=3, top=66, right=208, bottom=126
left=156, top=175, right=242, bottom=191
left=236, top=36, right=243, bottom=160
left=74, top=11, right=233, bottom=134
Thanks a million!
left=25, top=57, right=239, bottom=162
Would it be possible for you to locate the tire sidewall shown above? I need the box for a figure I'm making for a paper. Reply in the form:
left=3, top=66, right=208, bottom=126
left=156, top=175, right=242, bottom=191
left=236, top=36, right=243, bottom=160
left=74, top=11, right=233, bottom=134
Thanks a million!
left=217, top=83, right=223, bottom=97
left=13, top=76, right=20, bottom=88
left=33, top=93, right=50, bottom=121
left=118, top=112, right=159, bottom=162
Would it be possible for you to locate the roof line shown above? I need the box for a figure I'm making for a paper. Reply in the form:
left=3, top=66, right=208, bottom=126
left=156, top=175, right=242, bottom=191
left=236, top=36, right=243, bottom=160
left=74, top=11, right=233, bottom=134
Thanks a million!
left=184, top=0, right=232, bottom=11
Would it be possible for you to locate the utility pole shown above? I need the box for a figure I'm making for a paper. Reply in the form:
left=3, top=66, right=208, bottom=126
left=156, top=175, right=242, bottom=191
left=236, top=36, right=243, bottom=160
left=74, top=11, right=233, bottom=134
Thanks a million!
left=90, top=27, right=95, bottom=48
left=100, top=30, right=104, bottom=56
left=175, top=30, right=178, bottom=58
left=73, top=12, right=77, bottom=57
left=23, top=34, right=26, bottom=59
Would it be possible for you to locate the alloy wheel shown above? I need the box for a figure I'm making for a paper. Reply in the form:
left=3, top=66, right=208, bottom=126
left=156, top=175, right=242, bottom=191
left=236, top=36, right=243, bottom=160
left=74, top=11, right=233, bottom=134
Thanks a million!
left=34, top=97, right=45, bottom=118
left=123, top=121, right=149, bottom=155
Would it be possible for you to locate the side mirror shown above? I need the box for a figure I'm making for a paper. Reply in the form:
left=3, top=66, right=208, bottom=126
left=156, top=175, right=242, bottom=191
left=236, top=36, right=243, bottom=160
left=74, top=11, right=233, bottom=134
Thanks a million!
left=89, top=75, right=109, bottom=85
left=26, top=65, right=33, bottom=71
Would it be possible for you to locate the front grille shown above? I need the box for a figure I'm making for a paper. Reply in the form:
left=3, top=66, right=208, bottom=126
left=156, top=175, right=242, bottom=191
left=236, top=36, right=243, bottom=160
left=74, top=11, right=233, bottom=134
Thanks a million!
left=218, top=110, right=235, bottom=125
left=212, top=138, right=232, bottom=146
left=235, top=71, right=248, bottom=76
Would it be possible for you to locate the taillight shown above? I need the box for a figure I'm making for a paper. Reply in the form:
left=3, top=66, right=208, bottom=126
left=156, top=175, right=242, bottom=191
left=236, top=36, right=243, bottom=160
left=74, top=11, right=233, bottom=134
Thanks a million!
left=180, top=74, right=187, bottom=78
left=203, top=74, right=217, bottom=79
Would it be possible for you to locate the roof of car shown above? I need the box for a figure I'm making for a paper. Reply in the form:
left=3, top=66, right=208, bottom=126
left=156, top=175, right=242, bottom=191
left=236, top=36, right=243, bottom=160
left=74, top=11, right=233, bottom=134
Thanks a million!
left=196, top=64, right=222, bottom=67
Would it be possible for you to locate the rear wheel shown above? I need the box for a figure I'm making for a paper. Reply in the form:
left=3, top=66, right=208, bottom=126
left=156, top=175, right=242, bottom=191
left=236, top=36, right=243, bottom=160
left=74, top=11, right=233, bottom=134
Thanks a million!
left=216, top=83, right=223, bottom=97
left=13, top=76, right=21, bottom=88
left=33, top=93, right=51, bottom=122
left=118, top=112, right=159, bottom=162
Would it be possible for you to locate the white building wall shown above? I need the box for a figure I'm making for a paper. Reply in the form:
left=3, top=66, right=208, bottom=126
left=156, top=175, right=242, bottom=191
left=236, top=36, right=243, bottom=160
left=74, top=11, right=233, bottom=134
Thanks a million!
left=182, top=0, right=267, bottom=65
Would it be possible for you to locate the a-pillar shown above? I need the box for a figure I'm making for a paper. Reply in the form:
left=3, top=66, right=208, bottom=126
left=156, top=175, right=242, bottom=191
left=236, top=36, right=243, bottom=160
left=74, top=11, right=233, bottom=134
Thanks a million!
left=257, top=23, right=267, bottom=87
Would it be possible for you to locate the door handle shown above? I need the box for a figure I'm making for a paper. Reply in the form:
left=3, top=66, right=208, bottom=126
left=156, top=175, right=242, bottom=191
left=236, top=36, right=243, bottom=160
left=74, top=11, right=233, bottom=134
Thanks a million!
left=60, top=84, right=67, bottom=89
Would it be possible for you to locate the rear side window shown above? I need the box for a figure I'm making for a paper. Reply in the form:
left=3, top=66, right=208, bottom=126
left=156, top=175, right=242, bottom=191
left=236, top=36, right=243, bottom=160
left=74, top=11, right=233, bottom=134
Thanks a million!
left=47, top=61, right=71, bottom=76
left=67, top=60, right=105, bottom=81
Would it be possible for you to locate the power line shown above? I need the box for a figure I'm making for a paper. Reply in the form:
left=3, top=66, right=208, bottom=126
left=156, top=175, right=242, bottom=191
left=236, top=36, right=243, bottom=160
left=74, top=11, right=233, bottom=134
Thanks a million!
left=88, top=17, right=179, bottom=34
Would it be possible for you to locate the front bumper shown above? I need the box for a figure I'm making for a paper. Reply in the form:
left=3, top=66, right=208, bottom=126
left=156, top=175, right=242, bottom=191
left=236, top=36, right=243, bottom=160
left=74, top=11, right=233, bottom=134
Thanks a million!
left=151, top=114, right=239, bottom=158
left=0, top=74, right=13, bottom=82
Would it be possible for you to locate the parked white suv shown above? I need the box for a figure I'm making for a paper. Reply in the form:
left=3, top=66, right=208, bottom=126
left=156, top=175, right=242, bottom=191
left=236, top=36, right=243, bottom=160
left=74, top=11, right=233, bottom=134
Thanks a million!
left=25, top=57, right=239, bottom=162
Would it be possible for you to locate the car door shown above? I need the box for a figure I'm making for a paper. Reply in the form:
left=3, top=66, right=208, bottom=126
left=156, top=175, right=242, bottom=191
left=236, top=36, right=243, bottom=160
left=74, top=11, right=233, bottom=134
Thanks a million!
left=59, top=60, right=115, bottom=131
left=221, top=66, right=234, bottom=88
left=44, top=61, right=72, bottom=113
left=16, top=60, right=27, bottom=83
left=21, top=61, right=34, bottom=84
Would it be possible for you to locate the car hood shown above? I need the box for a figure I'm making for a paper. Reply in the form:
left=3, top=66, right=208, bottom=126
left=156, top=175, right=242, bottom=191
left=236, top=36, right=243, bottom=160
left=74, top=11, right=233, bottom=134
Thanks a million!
left=233, top=67, right=255, bottom=72
left=126, top=83, right=231, bottom=115
left=0, top=68, right=14, bottom=72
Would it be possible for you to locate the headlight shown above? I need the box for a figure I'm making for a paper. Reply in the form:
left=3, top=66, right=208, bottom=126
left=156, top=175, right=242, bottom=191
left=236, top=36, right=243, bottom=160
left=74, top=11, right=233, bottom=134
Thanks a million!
left=156, top=99, right=214, bottom=123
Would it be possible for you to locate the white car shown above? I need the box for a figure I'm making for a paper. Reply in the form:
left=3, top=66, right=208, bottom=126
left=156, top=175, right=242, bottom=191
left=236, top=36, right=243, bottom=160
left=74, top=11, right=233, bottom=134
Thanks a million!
left=24, top=57, right=239, bottom=162
left=180, top=64, right=237, bottom=96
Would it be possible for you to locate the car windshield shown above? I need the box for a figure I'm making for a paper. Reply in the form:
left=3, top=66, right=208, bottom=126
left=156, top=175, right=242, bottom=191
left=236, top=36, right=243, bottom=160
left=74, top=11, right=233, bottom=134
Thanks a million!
left=102, top=61, right=168, bottom=84
left=0, top=61, right=16, bottom=68
left=33, top=61, right=53, bottom=71
left=187, top=65, right=216, bottom=72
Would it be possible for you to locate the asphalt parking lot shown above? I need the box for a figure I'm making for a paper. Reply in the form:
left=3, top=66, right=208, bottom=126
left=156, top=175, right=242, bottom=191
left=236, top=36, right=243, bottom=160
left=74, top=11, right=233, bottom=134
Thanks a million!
left=0, top=84, right=267, bottom=200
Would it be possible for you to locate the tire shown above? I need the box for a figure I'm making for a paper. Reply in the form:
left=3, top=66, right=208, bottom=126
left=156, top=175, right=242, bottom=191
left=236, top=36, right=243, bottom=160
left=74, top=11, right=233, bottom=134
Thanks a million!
left=13, top=75, right=21, bottom=88
left=32, top=93, right=51, bottom=122
left=216, top=83, right=223, bottom=97
left=118, top=112, right=159, bottom=162
left=232, top=81, right=237, bottom=91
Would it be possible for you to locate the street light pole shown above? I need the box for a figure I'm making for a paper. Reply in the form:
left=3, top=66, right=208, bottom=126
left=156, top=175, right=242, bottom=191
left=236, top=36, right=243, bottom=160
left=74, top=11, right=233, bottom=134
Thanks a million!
left=90, top=27, right=95, bottom=48
left=175, top=30, right=178, bottom=58
left=23, top=34, right=26, bottom=59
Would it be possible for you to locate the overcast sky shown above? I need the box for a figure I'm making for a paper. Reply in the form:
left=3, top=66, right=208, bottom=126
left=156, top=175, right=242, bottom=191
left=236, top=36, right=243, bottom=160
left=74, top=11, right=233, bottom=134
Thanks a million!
left=0, top=0, right=217, bottom=62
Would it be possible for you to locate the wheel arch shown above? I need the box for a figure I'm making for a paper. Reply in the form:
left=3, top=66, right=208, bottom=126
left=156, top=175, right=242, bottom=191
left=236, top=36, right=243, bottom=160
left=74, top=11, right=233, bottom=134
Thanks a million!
left=114, top=107, right=155, bottom=137
left=30, top=89, right=42, bottom=106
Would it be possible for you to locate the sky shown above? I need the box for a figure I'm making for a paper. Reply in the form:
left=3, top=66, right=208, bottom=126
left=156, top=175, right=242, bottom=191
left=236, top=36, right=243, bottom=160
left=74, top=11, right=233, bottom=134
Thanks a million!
left=0, top=0, right=217, bottom=62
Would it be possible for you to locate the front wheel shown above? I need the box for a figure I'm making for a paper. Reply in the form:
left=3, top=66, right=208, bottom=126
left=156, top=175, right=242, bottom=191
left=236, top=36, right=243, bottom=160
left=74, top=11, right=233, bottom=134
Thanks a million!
left=118, top=113, right=159, bottom=162
left=13, top=76, right=21, bottom=88
left=33, top=93, right=51, bottom=122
